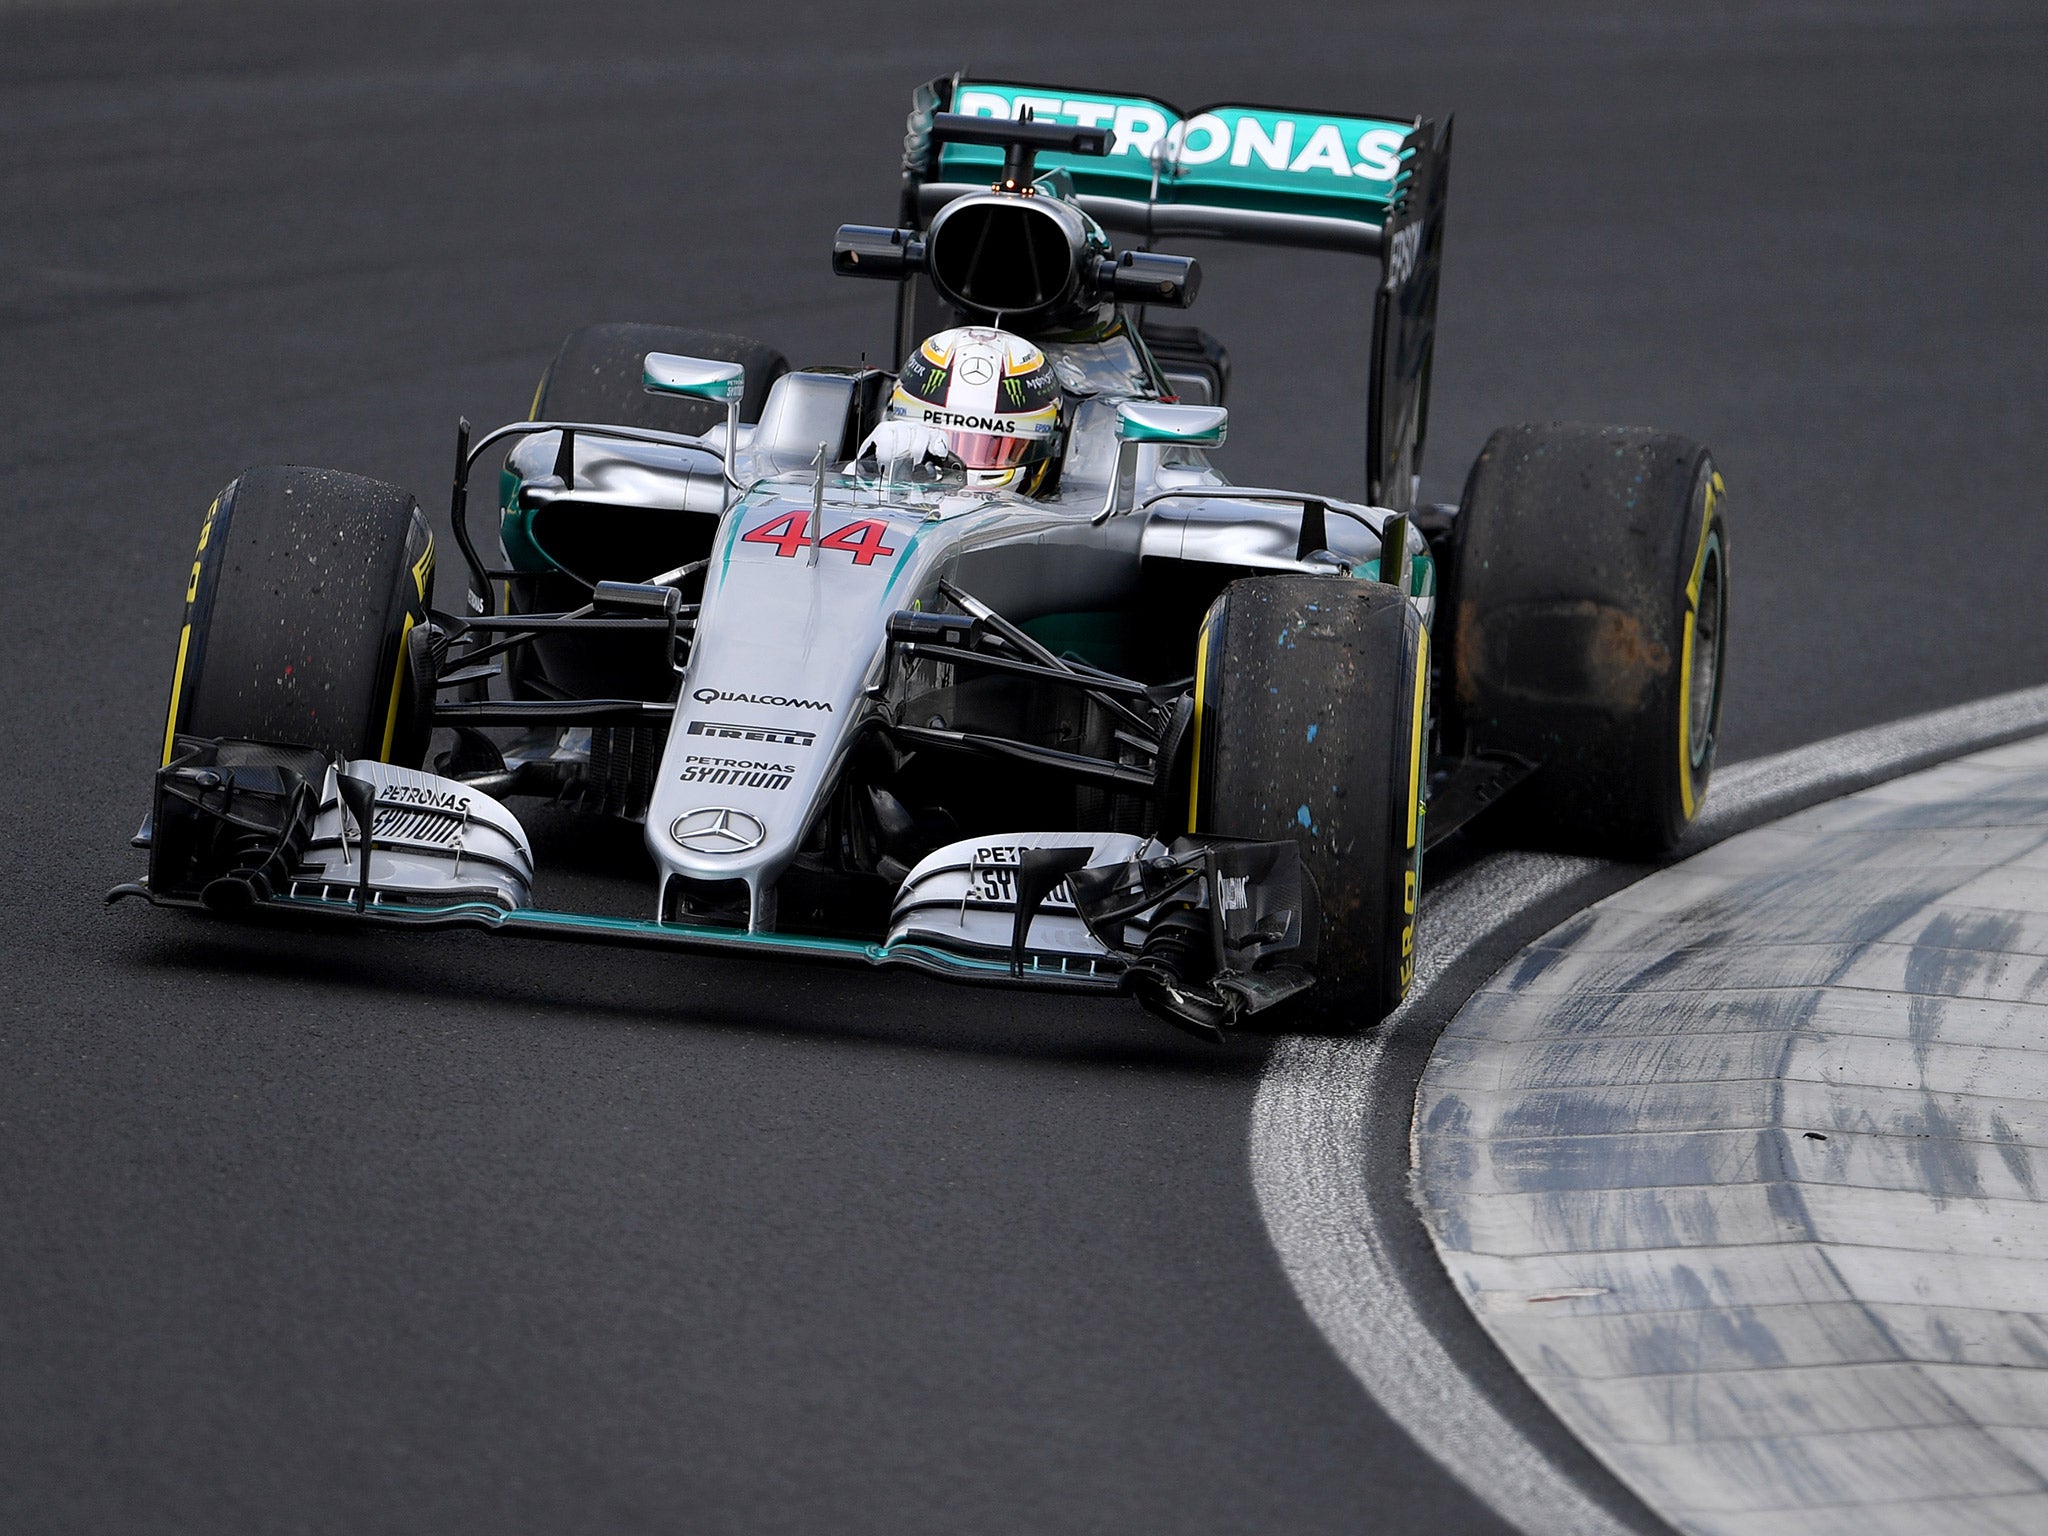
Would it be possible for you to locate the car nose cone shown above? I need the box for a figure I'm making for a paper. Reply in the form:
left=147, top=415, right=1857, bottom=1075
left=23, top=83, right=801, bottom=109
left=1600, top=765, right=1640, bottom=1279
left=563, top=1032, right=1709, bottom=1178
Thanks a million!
left=670, top=807, right=766, bottom=854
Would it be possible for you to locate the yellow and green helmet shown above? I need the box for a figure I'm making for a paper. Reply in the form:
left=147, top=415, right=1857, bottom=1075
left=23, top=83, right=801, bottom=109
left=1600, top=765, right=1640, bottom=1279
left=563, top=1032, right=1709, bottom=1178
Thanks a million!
left=888, top=326, right=1061, bottom=492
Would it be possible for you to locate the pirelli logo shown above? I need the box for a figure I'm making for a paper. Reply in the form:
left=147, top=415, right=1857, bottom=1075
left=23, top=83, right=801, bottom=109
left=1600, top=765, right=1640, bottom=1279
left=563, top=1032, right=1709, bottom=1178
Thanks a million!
left=687, top=720, right=816, bottom=748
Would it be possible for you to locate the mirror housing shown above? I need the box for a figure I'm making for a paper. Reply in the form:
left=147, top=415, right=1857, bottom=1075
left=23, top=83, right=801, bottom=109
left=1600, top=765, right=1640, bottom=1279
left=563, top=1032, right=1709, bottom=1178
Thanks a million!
left=1099, top=403, right=1229, bottom=523
left=643, top=353, right=746, bottom=404
left=1114, top=402, right=1228, bottom=447
left=643, top=353, right=747, bottom=507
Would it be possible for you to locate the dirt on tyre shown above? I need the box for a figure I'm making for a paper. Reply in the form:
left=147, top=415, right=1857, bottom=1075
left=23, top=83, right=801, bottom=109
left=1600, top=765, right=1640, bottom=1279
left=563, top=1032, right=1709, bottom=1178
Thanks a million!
left=163, top=464, right=435, bottom=767
left=1190, top=574, right=1428, bottom=1031
left=1446, top=423, right=1727, bottom=860
left=532, top=323, right=789, bottom=435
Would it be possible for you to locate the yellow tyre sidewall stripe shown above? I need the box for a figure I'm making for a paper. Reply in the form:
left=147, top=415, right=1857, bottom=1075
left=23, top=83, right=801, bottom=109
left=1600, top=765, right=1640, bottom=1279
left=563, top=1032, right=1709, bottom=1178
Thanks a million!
left=1406, top=623, right=1428, bottom=852
left=1187, top=611, right=1216, bottom=833
left=161, top=624, right=193, bottom=767
left=378, top=613, right=417, bottom=762
left=162, top=492, right=224, bottom=766
left=382, top=520, right=435, bottom=761
left=1398, top=620, right=1428, bottom=995
left=1676, top=468, right=1724, bottom=821
left=411, top=535, right=435, bottom=601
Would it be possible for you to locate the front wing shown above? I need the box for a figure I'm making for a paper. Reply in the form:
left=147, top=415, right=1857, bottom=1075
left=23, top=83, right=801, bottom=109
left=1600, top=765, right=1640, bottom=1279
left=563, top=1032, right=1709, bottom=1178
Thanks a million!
left=114, top=739, right=1320, bottom=1038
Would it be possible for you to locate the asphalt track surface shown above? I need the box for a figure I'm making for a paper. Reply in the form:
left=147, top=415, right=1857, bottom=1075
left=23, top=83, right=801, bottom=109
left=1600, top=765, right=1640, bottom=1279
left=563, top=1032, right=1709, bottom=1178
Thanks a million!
left=2, top=2, right=2043, bottom=1532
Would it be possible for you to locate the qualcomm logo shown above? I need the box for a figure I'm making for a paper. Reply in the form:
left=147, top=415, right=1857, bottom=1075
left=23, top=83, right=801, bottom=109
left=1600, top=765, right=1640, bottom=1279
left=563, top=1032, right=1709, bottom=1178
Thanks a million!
left=693, top=687, right=833, bottom=712
left=669, top=807, right=766, bottom=855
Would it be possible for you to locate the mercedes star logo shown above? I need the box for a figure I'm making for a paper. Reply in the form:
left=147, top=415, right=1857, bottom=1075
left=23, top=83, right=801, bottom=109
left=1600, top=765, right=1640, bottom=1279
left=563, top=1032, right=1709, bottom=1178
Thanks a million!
left=958, top=353, right=996, bottom=386
left=670, top=807, right=766, bottom=855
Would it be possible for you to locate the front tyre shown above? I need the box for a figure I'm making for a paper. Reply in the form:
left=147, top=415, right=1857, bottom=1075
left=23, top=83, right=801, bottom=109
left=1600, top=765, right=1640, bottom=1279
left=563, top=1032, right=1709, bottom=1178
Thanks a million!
left=162, top=465, right=434, bottom=766
left=1191, top=575, right=1428, bottom=1030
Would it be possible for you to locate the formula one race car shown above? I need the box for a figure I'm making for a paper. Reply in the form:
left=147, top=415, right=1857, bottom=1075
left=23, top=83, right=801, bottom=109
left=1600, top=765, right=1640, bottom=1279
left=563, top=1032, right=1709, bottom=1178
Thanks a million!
left=114, top=77, right=1729, bottom=1039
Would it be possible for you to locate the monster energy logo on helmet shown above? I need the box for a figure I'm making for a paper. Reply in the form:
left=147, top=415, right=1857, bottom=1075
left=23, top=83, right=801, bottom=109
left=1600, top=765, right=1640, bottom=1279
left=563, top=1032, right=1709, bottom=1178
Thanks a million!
left=898, top=349, right=950, bottom=404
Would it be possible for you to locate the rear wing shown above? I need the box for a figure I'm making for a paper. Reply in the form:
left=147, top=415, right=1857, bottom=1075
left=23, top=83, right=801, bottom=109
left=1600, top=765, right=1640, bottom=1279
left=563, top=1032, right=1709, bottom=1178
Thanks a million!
left=894, top=77, right=1452, bottom=509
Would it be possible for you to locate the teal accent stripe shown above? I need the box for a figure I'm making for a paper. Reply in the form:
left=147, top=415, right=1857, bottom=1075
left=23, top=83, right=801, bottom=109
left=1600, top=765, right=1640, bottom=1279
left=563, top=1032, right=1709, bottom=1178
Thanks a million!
left=715, top=484, right=773, bottom=581
left=1362, top=548, right=1434, bottom=597
left=264, top=892, right=1115, bottom=986
left=878, top=521, right=928, bottom=601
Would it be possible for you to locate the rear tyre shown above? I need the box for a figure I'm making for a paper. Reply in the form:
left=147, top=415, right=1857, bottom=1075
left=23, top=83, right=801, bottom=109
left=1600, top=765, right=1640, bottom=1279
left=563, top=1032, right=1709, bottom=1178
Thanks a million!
left=162, top=465, right=434, bottom=767
left=1447, top=423, right=1728, bottom=859
left=532, top=322, right=788, bottom=435
left=1191, top=575, right=1428, bottom=1031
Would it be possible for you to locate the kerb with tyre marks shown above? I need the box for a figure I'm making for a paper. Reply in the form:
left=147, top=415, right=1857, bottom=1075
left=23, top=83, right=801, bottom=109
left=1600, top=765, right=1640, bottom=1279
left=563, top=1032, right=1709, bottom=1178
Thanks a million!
left=1254, top=682, right=2048, bottom=1536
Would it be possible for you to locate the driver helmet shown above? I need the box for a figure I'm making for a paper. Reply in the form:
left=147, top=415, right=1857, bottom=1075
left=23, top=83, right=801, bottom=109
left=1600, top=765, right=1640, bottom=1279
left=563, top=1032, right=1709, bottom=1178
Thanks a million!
left=885, top=326, right=1061, bottom=494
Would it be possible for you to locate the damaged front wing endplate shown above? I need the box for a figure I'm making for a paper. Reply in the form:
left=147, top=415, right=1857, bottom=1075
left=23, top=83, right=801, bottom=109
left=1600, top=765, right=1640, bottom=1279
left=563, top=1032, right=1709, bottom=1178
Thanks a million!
left=1009, top=837, right=1318, bottom=1041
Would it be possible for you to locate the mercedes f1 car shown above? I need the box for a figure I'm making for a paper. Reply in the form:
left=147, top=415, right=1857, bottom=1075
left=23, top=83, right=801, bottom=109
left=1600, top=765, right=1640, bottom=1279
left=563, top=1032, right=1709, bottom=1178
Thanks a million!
left=114, top=78, right=1729, bottom=1040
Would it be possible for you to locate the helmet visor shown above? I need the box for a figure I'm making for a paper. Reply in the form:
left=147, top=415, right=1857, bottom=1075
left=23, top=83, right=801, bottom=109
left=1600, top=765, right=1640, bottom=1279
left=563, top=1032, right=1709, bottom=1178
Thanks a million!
left=942, top=429, right=1044, bottom=471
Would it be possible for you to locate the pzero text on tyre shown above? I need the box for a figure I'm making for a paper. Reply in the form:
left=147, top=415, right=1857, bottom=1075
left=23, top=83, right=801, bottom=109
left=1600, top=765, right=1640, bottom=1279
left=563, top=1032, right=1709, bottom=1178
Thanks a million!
left=162, top=464, right=435, bottom=767
left=1449, top=423, right=1728, bottom=859
left=1191, top=574, right=1428, bottom=1030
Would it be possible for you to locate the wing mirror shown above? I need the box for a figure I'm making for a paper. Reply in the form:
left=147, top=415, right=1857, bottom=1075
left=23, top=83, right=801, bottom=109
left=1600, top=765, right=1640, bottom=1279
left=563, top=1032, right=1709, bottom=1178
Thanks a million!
left=1100, top=402, right=1229, bottom=521
left=644, top=352, right=747, bottom=506
left=1114, top=402, right=1228, bottom=448
left=643, top=353, right=745, bottom=404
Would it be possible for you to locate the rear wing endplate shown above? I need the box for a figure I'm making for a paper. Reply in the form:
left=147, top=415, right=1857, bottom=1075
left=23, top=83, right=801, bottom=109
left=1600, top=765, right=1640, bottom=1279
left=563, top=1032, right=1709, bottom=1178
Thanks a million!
left=895, top=77, right=1452, bottom=510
